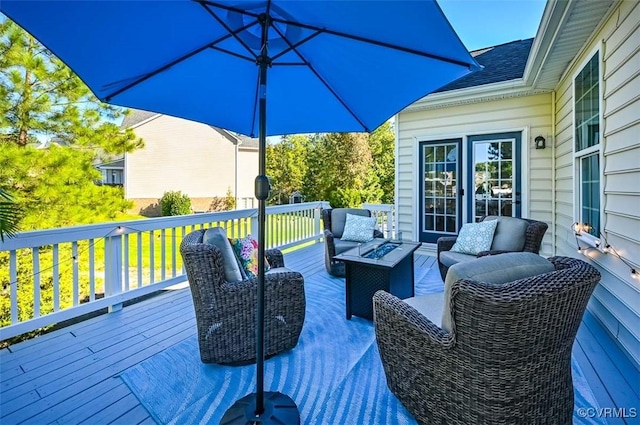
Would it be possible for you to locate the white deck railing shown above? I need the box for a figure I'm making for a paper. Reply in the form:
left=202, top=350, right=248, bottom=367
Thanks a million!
left=0, top=202, right=394, bottom=341
left=363, top=202, right=395, bottom=238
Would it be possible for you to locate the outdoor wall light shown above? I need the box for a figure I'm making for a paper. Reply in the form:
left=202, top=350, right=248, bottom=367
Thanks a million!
left=535, top=135, right=546, bottom=149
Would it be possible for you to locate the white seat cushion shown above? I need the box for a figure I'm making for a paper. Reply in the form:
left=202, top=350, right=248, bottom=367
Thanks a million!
left=404, top=293, right=444, bottom=328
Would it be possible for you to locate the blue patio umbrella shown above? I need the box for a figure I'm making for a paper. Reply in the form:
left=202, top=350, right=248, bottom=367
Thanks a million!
left=1, top=1, right=480, bottom=423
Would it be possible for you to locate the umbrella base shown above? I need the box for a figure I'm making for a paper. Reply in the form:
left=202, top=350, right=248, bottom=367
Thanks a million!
left=220, top=391, right=300, bottom=425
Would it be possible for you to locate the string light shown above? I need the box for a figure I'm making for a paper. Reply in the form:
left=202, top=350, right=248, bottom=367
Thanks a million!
left=575, top=228, right=639, bottom=281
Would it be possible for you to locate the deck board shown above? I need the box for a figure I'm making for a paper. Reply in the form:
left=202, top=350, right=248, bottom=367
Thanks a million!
left=0, top=242, right=637, bottom=424
left=39, top=380, right=124, bottom=424
left=575, top=311, right=640, bottom=425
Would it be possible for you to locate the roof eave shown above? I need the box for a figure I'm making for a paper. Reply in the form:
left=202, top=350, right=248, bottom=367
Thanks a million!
left=522, top=0, right=575, bottom=88
left=402, top=79, right=552, bottom=113
left=126, top=113, right=161, bottom=130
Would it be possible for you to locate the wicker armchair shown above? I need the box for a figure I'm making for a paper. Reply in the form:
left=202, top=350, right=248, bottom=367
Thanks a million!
left=322, top=208, right=384, bottom=277
left=180, top=229, right=305, bottom=364
left=437, top=216, right=548, bottom=280
left=373, top=256, right=601, bottom=425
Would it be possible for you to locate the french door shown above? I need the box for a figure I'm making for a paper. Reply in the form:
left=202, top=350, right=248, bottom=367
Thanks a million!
left=418, top=139, right=462, bottom=243
left=468, top=132, right=522, bottom=221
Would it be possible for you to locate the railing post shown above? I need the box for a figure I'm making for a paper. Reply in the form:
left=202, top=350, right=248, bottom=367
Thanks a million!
left=387, top=207, right=394, bottom=239
left=105, top=234, right=123, bottom=312
left=314, top=205, right=322, bottom=239
left=251, top=209, right=259, bottom=241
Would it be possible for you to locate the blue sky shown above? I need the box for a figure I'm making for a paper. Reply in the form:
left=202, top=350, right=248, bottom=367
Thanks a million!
left=439, top=0, right=547, bottom=51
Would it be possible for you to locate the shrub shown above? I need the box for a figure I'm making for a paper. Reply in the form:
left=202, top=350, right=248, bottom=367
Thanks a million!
left=209, top=187, right=237, bottom=212
left=160, top=191, right=191, bottom=216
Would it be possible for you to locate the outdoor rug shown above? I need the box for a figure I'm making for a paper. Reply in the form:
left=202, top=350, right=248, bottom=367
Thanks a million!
left=121, top=268, right=605, bottom=424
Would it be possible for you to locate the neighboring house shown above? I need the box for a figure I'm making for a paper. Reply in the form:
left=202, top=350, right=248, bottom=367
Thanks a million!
left=397, top=0, right=639, bottom=366
left=98, top=110, right=259, bottom=214
left=95, top=158, right=124, bottom=186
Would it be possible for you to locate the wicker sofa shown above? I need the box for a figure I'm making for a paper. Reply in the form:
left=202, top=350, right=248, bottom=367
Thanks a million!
left=373, top=256, right=601, bottom=425
left=180, top=228, right=306, bottom=364
left=437, top=215, right=548, bottom=280
left=322, top=208, right=384, bottom=277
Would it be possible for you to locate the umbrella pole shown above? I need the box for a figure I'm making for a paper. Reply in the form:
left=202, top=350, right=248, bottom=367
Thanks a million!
left=220, top=13, right=300, bottom=425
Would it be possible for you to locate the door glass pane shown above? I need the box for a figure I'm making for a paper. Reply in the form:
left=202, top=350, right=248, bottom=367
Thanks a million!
left=435, top=216, right=445, bottom=231
left=474, top=140, right=515, bottom=220
left=445, top=216, right=456, bottom=233
left=422, top=142, right=458, bottom=234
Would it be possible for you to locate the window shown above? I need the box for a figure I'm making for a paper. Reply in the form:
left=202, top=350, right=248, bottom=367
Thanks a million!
left=574, top=52, right=600, bottom=237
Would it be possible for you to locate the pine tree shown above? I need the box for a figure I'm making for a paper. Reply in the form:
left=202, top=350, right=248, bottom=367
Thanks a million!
left=0, top=18, right=143, bottom=229
left=0, top=19, right=142, bottom=153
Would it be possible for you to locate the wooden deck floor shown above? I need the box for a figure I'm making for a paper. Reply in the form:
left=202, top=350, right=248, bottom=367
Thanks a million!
left=1, top=242, right=638, bottom=424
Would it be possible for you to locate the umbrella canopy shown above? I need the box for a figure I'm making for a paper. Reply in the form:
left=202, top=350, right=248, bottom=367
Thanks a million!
left=1, top=1, right=479, bottom=137
left=2, top=1, right=479, bottom=423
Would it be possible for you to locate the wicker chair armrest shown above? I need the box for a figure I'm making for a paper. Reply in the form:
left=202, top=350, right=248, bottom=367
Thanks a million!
left=373, top=229, right=384, bottom=239
left=373, top=291, right=454, bottom=349
left=437, top=237, right=457, bottom=255
left=324, top=229, right=337, bottom=257
left=265, top=249, right=285, bottom=268
left=547, top=256, right=584, bottom=271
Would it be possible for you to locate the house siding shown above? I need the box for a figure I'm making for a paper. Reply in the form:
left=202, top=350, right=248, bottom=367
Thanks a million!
left=397, top=93, right=553, bottom=254
left=237, top=148, right=259, bottom=208
left=124, top=115, right=258, bottom=212
left=553, top=1, right=640, bottom=366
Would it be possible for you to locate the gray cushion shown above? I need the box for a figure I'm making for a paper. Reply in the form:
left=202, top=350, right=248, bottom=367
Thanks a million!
left=331, top=208, right=371, bottom=238
left=334, top=239, right=361, bottom=255
left=439, top=250, right=476, bottom=267
left=441, top=252, right=555, bottom=332
left=203, top=227, right=243, bottom=282
left=404, top=292, right=444, bottom=328
left=484, top=216, right=529, bottom=252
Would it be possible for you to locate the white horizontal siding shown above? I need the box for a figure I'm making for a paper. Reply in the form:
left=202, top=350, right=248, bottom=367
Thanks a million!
left=397, top=93, right=552, bottom=252
left=124, top=115, right=254, bottom=201
left=553, top=0, right=640, bottom=367
left=236, top=150, right=258, bottom=201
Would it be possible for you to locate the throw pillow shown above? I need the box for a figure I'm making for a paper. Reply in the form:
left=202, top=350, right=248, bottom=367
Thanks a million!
left=340, top=213, right=376, bottom=243
left=229, top=235, right=270, bottom=278
left=450, top=220, right=498, bottom=255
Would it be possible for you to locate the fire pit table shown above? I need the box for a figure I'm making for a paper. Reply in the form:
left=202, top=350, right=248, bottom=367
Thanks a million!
left=334, top=239, right=421, bottom=320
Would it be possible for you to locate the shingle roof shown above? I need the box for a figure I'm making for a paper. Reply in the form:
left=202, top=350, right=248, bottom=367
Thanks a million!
left=235, top=133, right=258, bottom=149
left=120, top=110, right=159, bottom=129
left=209, top=127, right=259, bottom=148
left=95, top=158, right=124, bottom=168
left=435, top=38, right=534, bottom=93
